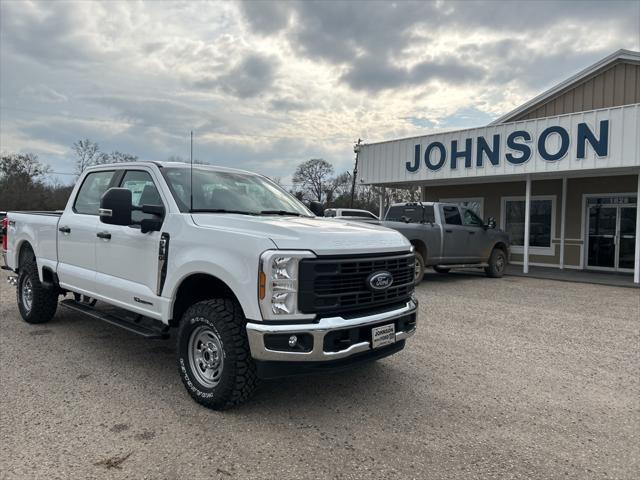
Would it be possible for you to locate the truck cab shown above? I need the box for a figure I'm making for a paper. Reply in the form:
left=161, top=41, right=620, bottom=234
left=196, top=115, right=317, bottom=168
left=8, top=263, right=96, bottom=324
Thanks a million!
left=3, top=162, right=418, bottom=409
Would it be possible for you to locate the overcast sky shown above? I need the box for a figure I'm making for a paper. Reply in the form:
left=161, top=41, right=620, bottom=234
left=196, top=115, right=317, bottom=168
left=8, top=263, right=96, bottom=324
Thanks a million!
left=1, top=0, right=638, bottom=185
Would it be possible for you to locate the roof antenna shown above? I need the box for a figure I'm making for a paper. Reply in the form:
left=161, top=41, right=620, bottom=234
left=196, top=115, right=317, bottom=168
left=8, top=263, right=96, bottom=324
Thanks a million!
left=190, top=130, right=193, bottom=212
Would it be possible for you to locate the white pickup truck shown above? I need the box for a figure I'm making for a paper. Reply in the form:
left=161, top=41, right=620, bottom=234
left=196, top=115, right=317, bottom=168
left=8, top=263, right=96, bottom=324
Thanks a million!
left=2, top=162, right=417, bottom=409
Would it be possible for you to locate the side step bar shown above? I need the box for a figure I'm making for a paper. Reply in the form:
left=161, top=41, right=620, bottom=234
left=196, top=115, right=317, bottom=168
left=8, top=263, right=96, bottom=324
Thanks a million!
left=435, top=263, right=489, bottom=269
left=60, top=299, right=170, bottom=339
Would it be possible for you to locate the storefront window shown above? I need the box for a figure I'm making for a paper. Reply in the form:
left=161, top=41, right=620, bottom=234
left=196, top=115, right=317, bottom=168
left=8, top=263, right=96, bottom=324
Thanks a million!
left=502, top=196, right=555, bottom=254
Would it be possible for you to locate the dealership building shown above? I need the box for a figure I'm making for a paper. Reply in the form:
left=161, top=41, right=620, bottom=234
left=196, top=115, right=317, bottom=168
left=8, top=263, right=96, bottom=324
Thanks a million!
left=359, top=49, right=640, bottom=283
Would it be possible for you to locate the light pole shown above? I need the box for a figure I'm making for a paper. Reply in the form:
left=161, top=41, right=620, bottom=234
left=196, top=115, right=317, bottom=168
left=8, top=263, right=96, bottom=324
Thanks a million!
left=350, top=139, right=362, bottom=208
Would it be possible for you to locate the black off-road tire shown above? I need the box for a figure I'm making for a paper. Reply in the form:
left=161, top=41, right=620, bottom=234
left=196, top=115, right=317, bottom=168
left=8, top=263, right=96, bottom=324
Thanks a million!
left=433, top=266, right=451, bottom=274
left=485, top=248, right=507, bottom=278
left=177, top=298, right=258, bottom=410
left=414, top=252, right=425, bottom=284
left=16, top=261, right=58, bottom=324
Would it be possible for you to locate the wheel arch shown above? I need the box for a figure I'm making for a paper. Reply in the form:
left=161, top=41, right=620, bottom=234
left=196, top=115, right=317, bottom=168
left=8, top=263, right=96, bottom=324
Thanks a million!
left=492, top=241, right=509, bottom=255
left=17, top=240, right=36, bottom=268
left=410, top=239, right=427, bottom=262
left=170, top=273, right=244, bottom=327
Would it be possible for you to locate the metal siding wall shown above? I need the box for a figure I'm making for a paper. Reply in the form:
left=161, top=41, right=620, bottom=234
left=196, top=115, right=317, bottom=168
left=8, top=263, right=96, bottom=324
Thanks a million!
left=359, top=104, right=640, bottom=185
left=517, top=63, right=640, bottom=121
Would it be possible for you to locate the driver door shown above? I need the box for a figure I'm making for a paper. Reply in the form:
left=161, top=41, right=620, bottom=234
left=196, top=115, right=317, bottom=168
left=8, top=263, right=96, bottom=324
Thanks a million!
left=94, top=168, right=167, bottom=316
left=461, top=208, right=490, bottom=262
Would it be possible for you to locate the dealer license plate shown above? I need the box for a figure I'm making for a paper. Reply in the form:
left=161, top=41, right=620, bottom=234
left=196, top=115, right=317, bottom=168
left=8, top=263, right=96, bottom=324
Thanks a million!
left=371, top=323, right=395, bottom=349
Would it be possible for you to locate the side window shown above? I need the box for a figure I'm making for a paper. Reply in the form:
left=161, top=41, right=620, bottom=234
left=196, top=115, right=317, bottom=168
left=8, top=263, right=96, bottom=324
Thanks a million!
left=120, top=170, right=164, bottom=222
left=462, top=208, right=484, bottom=227
left=442, top=206, right=462, bottom=225
left=74, top=171, right=116, bottom=215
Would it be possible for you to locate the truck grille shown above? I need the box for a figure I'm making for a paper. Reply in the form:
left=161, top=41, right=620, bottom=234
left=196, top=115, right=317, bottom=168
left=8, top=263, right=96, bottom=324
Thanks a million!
left=298, top=252, right=415, bottom=316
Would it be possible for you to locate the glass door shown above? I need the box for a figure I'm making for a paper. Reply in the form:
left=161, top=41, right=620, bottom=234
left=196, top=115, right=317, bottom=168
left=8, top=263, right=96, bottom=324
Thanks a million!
left=587, top=203, right=637, bottom=271
left=618, top=206, right=637, bottom=271
left=587, top=205, right=617, bottom=269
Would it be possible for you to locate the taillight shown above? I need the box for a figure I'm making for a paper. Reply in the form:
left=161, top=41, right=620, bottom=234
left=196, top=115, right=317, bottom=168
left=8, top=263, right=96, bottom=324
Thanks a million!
left=2, top=217, right=8, bottom=251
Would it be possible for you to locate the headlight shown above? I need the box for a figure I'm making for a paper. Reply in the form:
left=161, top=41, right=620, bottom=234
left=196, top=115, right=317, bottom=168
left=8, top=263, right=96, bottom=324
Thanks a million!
left=258, top=250, right=316, bottom=321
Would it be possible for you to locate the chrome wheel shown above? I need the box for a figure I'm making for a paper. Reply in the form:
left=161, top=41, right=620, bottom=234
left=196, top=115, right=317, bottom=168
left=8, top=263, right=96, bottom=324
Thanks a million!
left=495, top=253, right=505, bottom=273
left=21, top=277, right=34, bottom=313
left=188, top=323, right=224, bottom=388
left=414, top=259, right=421, bottom=280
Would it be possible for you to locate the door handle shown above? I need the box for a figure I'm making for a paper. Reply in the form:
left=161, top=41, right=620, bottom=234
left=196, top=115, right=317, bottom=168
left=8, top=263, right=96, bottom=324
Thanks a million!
left=96, top=231, right=112, bottom=240
left=59, top=226, right=71, bottom=234
left=445, top=229, right=453, bottom=233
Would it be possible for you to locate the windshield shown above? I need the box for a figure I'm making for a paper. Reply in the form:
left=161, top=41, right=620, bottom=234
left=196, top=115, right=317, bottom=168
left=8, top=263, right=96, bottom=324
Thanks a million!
left=160, top=166, right=312, bottom=216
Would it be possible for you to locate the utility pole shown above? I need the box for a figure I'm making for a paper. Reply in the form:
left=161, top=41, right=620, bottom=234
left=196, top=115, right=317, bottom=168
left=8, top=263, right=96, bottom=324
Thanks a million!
left=350, top=138, right=362, bottom=208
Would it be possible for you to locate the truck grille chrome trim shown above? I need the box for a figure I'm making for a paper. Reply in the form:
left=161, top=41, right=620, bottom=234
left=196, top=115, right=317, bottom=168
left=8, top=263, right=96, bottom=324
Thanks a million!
left=246, top=299, right=417, bottom=362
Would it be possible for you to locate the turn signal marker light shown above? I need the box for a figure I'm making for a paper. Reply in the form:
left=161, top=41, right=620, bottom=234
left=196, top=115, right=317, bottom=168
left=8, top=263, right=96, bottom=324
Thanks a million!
left=258, top=271, right=266, bottom=300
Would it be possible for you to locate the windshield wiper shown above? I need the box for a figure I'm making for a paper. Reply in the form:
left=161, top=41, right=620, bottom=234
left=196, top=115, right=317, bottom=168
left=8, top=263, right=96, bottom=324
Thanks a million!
left=190, top=209, right=258, bottom=215
left=259, top=210, right=303, bottom=216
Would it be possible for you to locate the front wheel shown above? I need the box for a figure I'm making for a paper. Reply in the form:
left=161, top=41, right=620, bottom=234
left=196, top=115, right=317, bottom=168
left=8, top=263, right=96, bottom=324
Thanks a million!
left=16, top=261, right=58, bottom=324
left=485, top=248, right=507, bottom=278
left=414, top=252, right=425, bottom=284
left=177, top=298, right=258, bottom=410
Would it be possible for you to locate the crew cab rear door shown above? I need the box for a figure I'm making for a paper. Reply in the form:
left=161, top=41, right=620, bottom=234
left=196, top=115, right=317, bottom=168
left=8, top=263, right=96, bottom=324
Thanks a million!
left=57, top=169, right=117, bottom=296
left=94, top=168, right=167, bottom=316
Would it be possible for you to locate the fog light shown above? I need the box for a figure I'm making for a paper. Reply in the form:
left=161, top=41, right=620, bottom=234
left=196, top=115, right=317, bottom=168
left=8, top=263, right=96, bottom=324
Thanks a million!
left=288, top=335, right=298, bottom=348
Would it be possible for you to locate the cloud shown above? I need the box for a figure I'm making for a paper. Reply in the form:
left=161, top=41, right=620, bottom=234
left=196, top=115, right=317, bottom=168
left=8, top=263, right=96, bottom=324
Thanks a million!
left=20, top=85, right=68, bottom=103
left=194, top=53, right=279, bottom=98
left=0, top=0, right=638, bottom=186
left=341, top=55, right=486, bottom=92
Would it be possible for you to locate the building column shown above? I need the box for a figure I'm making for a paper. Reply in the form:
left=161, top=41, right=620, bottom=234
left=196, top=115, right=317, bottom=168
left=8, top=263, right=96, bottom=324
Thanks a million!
left=379, top=187, right=385, bottom=219
left=523, top=176, right=531, bottom=274
left=559, top=177, right=567, bottom=270
left=634, top=172, right=640, bottom=284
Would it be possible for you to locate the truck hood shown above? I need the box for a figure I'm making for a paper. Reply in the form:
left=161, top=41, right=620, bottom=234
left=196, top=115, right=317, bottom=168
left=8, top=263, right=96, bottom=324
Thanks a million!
left=191, top=214, right=410, bottom=255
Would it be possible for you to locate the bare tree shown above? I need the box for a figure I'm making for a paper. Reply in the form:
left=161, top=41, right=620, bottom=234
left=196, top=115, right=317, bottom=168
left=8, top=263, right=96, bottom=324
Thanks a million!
left=0, top=152, right=71, bottom=211
left=324, top=172, right=351, bottom=205
left=98, top=151, right=138, bottom=164
left=292, top=158, right=334, bottom=202
left=73, top=139, right=101, bottom=174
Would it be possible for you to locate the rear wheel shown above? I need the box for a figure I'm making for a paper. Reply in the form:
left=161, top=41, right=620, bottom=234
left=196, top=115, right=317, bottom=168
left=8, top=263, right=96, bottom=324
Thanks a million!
left=485, top=248, right=507, bottom=278
left=433, top=266, right=451, bottom=274
left=177, top=298, right=258, bottom=410
left=17, top=261, right=58, bottom=324
left=414, top=252, right=425, bottom=284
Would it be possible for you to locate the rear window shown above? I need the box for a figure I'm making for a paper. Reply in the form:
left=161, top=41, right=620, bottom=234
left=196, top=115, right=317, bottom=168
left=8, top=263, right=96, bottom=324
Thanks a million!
left=386, top=205, right=434, bottom=223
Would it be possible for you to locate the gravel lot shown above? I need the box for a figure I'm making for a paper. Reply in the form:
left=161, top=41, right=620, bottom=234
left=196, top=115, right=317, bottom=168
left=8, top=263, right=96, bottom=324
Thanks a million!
left=1, top=272, right=638, bottom=479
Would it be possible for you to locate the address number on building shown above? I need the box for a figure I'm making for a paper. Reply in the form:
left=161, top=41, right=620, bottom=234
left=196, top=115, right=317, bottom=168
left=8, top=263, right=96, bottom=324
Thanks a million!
left=371, top=323, right=396, bottom=349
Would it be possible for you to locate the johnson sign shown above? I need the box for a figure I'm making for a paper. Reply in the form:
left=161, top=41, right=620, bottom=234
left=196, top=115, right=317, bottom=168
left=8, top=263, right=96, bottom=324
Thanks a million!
left=406, top=120, right=609, bottom=173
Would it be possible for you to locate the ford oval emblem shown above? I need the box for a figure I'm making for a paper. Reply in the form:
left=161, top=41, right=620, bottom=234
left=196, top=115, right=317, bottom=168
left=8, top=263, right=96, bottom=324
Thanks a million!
left=367, top=271, right=394, bottom=291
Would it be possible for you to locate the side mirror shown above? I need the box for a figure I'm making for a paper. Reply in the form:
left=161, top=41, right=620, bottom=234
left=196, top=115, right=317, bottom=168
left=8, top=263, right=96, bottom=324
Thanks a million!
left=140, top=218, right=163, bottom=234
left=100, top=188, right=132, bottom=226
left=309, top=201, right=324, bottom=216
left=141, top=204, right=165, bottom=217
left=486, top=216, right=497, bottom=229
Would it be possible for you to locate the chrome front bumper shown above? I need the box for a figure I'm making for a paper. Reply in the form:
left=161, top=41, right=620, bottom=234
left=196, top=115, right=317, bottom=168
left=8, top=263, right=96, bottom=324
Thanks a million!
left=246, top=299, right=417, bottom=362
